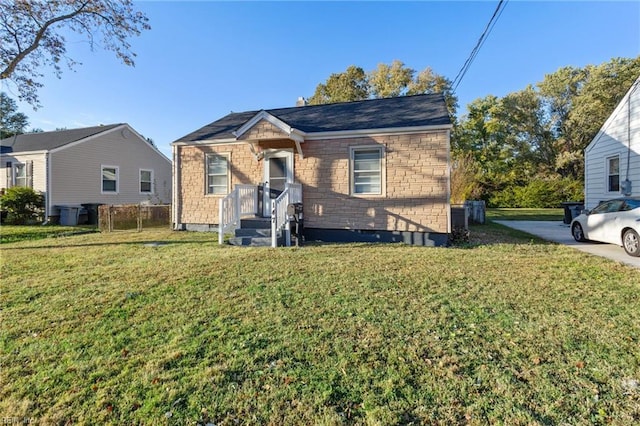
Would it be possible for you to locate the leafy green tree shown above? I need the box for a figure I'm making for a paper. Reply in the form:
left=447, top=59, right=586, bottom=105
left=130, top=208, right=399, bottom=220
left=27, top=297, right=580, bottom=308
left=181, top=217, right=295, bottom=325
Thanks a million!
left=454, top=56, right=639, bottom=206
left=308, top=66, right=369, bottom=105
left=408, top=67, right=458, bottom=116
left=368, top=60, right=413, bottom=98
left=496, top=86, right=555, bottom=171
left=452, top=95, right=521, bottom=201
left=308, top=61, right=457, bottom=116
left=0, top=187, right=44, bottom=224
left=0, top=92, right=29, bottom=139
left=0, top=0, right=150, bottom=106
left=538, top=57, right=640, bottom=178
left=489, top=177, right=583, bottom=208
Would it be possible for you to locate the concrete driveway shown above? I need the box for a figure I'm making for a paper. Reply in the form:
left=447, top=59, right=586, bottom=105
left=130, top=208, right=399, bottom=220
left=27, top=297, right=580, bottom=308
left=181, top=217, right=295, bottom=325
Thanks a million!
left=493, top=220, right=640, bottom=269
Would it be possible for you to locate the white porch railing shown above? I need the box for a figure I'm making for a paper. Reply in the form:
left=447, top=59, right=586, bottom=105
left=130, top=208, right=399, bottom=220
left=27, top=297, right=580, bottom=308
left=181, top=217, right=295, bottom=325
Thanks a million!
left=218, top=184, right=259, bottom=244
left=271, top=182, right=303, bottom=248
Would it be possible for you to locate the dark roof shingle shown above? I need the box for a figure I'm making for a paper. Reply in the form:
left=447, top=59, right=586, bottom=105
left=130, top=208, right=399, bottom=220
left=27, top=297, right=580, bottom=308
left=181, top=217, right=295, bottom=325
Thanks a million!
left=0, top=124, right=123, bottom=154
left=175, top=94, right=451, bottom=143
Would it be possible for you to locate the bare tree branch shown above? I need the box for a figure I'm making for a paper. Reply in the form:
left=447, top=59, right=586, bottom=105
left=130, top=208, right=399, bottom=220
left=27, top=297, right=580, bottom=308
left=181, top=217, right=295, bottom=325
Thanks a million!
left=0, top=0, right=149, bottom=106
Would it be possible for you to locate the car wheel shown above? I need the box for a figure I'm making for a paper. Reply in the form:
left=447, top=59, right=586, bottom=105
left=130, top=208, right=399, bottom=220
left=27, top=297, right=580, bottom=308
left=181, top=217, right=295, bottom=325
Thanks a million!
left=622, top=229, right=640, bottom=257
left=572, top=223, right=586, bottom=242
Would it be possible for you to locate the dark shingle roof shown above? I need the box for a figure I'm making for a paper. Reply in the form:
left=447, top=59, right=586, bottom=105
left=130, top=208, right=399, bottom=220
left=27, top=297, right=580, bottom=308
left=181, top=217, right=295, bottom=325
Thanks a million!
left=175, top=94, right=451, bottom=143
left=0, top=124, right=123, bottom=154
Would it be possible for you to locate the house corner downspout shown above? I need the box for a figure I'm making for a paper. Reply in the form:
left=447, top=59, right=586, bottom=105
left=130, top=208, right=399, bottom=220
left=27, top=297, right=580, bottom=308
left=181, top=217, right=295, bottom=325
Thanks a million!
left=621, top=81, right=637, bottom=196
left=45, top=152, right=51, bottom=223
left=626, top=84, right=634, bottom=182
left=172, top=145, right=180, bottom=230
left=446, top=128, right=452, bottom=235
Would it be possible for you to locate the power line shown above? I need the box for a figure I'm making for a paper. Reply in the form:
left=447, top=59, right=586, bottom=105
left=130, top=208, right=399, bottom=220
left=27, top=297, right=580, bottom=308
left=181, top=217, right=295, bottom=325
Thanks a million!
left=452, top=0, right=509, bottom=93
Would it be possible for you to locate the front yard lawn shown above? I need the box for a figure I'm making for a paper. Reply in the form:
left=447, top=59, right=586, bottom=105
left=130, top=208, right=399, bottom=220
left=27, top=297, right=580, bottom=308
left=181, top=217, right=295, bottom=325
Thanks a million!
left=1, top=226, right=638, bottom=424
left=0, top=225, right=97, bottom=244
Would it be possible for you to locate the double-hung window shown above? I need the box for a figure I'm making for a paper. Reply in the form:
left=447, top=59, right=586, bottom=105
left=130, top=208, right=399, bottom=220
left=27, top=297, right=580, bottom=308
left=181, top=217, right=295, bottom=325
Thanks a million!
left=607, top=156, right=620, bottom=193
left=206, top=153, right=229, bottom=195
left=351, top=146, right=384, bottom=195
left=140, top=169, right=153, bottom=193
left=14, top=163, right=28, bottom=187
left=102, top=166, right=118, bottom=193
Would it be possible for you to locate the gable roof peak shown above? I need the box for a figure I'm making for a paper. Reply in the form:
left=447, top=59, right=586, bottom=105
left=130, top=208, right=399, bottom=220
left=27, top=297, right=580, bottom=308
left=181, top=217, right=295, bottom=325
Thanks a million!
left=0, top=123, right=125, bottom=154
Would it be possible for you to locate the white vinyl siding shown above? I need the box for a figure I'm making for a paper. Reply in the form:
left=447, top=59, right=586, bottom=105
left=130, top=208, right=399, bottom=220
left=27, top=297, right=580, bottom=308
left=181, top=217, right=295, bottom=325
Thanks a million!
left=0, top=154, right=46, bottom=193
left=140, top=169, right=153, bottom=193
left=102, top=166, right=119, bottom=193
left=206, top=153, right=229, bottom=195
left=47, top=125, right=172, bottom=215
left=350, top=146, right=384, bottom=195
left=585, top=78, right=640, bottom=209
left=2, top=159, right=37, bottom=189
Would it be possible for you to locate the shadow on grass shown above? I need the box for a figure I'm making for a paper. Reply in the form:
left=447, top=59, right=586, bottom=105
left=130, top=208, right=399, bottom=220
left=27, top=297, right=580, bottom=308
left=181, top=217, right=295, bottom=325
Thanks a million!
left=6, top=222, right=559, bottom=251
left=7, top=239, right=217, bottom=250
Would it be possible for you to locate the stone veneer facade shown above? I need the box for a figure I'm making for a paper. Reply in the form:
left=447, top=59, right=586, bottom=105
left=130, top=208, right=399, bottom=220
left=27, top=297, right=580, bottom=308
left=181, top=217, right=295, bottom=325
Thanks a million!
left=175, top=119, right=450, bottom=237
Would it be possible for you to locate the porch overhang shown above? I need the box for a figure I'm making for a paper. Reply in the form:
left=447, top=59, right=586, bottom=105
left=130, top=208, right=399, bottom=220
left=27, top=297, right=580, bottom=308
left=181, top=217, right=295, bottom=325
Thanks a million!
left=232, top=110, right=306, bottom=160
left=244, top=138, right=305, bottom=160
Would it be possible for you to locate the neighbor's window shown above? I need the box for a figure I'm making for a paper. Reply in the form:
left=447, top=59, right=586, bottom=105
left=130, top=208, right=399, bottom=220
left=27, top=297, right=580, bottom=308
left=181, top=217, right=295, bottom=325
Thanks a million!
left=351, top=147, right=383, bottom=195
left=206, top=153, right=229, bottom=195
left=607, top=156, right=619, bottom=192
left=14, top=163, right=27, bottom=187
left=140, top=169, right=153, bottom=193
left=102, top=166, right=118, bottom=193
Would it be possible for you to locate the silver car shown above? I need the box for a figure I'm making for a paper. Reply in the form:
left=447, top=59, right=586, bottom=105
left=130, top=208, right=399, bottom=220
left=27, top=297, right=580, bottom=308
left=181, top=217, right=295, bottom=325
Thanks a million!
left=571, top=197, right=640, bottom=257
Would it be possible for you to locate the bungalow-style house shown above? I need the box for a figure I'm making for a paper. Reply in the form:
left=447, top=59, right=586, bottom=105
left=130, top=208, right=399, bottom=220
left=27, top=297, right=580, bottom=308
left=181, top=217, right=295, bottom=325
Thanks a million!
left=172, top=94, right=453, bottom=246
left=584, top=77, right=640, bottom=209
left=0, top=123, right=172, bottom=223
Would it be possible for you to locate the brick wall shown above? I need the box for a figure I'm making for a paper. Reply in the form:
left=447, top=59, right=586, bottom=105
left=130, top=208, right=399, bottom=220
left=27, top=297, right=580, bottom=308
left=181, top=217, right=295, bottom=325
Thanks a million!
left=177, top=130, right=450, bottom=233
left=178, top=143, right=261, bottom=225
left=297, top=132, right=449, bottom=233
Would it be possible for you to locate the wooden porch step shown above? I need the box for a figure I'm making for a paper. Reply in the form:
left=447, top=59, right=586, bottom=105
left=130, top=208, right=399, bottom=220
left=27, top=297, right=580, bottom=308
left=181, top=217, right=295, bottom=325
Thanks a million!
left=234, top=228, right=272, bottom=237
left=227, top=216, right=280, bottom=246
left=240, top=217, right=271, bottom=229
left=227, top=235, right=283, bottom=247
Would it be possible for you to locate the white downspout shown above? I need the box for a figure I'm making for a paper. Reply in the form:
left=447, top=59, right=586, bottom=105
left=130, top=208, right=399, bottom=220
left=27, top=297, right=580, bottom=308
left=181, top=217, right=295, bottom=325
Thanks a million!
left=45, top=152, right=51, bottom=223
left=446, top=129, right=452, bottom=235
left=171, top=144, right=179, bottom=230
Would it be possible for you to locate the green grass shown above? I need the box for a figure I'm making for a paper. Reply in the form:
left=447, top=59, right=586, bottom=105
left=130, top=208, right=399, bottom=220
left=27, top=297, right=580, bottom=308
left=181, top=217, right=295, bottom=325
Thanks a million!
left=0, top=225, right=98, bottom=244
left=487, top=208, right=564, bottom=221
left=1, top=226, right=639, bottom=425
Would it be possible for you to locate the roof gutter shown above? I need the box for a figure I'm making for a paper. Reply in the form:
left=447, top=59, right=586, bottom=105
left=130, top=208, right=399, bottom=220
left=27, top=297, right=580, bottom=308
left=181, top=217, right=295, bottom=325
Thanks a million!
left=0, top=150, right=49, bottom=156
left=303, top=124, right=453, bottom=140
left=171, top=124, right=453, bottom=146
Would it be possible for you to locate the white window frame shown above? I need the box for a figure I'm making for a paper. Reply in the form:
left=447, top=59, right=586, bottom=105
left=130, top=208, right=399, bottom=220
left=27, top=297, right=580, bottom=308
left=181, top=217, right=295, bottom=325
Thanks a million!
left=139, top=169, right=154, bottom=194
left=13, top=163, right=28, bottom=187
left=205, top=152, right=230, bottom=196
left=606, top=155, right=620, bottom=193
left=101, top=165, right=119, bottom=194
left=349, top=145, right=385, bottom=196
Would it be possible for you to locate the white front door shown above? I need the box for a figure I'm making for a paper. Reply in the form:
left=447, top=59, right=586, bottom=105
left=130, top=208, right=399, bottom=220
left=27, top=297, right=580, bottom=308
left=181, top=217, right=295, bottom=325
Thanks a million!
left=263, top=150, right=294, bottom=216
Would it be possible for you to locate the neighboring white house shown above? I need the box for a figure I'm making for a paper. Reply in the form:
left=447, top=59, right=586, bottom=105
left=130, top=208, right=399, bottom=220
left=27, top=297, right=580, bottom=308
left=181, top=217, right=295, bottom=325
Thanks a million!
left=584, top=77, right=640, bottom=209
left=1, top=123, right=172, bottom=221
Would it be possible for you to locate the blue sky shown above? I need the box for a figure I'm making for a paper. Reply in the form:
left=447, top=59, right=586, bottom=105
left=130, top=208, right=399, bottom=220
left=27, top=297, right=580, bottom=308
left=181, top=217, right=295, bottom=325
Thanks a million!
left=3, top=1, right=639, bottom=158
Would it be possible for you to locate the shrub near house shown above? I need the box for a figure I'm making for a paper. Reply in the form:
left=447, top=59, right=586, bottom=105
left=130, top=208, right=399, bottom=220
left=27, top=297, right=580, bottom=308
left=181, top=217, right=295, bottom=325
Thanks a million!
left=0, top=187, right=44, bottom=224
